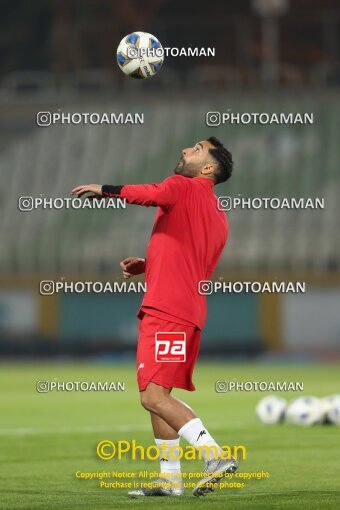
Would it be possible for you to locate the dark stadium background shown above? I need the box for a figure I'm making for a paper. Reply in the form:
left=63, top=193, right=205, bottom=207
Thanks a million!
left=0, top=0, right=339, bottom=360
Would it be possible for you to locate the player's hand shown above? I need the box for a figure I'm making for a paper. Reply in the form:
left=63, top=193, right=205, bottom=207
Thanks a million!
left=71, top=184, right=102, bottom=197
left=120, top=257, right=146, bottom=279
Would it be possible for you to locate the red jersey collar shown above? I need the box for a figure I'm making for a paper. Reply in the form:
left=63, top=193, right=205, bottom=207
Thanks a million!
left=193, top=177, right=214, bottom=187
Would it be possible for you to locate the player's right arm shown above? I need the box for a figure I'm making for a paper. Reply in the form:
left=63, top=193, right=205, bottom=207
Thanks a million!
left=120, top=257, right=145, bottom=279
left=71, top=175, right=186, bottom=208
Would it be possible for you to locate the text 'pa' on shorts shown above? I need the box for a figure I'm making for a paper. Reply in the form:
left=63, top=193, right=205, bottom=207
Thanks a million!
left=136, top=312, right=201, bottom=392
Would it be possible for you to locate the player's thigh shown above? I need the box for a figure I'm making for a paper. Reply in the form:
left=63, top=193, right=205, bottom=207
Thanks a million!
left=140, top=381, right=172, bottom=400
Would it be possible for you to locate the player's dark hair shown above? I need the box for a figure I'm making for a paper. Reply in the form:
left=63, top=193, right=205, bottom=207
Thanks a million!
left=207, top=137, right=233, bottom=184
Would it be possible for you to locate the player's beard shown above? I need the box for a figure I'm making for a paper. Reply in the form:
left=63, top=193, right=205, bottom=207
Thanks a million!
left=174, top=157, right=197, bottom=178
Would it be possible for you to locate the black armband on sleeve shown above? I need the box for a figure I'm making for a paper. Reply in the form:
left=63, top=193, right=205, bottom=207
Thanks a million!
left=102, top=185, right=124, bottom=197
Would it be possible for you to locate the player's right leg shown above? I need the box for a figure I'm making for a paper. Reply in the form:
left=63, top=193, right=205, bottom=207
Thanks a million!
left=128, top=411, right=184, bottom=498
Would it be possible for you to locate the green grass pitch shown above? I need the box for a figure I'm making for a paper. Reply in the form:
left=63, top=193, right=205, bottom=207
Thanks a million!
left=0, top=361, right=339, bottom=509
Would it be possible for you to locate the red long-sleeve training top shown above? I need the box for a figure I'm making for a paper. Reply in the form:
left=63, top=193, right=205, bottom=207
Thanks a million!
left=102, top=174, right=228, bottom=330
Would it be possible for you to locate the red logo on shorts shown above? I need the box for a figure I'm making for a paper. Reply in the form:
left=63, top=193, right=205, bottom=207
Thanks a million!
left=155, top=332, right=186, bottom=362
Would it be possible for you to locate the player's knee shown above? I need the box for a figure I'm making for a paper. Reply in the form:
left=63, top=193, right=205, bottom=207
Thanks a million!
left=140, top=393, right=155, bottom=411
left=140, top=392, right=165, bottom=413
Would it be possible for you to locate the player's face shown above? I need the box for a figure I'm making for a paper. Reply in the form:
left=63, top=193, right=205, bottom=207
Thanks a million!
left=175, top=140, right=215, bottom=178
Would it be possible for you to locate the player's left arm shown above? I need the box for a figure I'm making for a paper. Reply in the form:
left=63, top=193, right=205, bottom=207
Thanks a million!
left=71, top=176, right=185, bottom=208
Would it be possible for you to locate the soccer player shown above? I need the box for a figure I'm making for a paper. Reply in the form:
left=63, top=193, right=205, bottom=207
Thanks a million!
left=71, top=137, right=237, bottom=497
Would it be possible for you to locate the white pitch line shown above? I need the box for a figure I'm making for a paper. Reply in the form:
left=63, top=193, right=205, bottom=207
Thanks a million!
left=0, top=424, right=151, bottom=436
left=0, top=422, right=246, bottom=437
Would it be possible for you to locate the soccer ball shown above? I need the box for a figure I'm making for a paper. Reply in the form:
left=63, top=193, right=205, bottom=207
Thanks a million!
left=255, top=396, right=287, bottom=425
left=286, top=397, right=323, bottom=427
left=116, top=32, right=164, bottom=79
left=323, top=395, right=340, bottom=425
